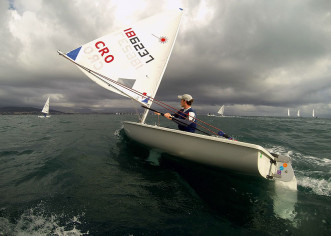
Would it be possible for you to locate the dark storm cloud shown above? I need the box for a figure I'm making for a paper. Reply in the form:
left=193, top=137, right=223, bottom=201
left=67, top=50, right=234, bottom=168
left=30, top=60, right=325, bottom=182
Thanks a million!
left=1, top=0, right=330, bottom=117
left=155, top=0, right=331, bottom=117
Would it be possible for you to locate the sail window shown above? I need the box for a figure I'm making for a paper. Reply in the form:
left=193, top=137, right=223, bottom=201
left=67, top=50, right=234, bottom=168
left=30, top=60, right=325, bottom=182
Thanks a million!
left=117, top=78, right=136, bottom=88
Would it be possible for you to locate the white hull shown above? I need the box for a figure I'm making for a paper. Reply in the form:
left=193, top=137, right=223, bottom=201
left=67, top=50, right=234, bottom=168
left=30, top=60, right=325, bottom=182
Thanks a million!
left=38, top=115, right=51, bottom=118
left=123, top=121, right=297, bottom=190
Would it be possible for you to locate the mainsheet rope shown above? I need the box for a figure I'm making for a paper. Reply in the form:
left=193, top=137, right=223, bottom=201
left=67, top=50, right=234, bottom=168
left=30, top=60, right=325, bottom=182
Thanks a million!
left=92, top=70, right=230, bottom=138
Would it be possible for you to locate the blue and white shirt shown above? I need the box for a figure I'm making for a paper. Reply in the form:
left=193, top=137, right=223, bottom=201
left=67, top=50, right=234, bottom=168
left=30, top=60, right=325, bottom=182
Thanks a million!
left=173, top=107, right=197, bottom=133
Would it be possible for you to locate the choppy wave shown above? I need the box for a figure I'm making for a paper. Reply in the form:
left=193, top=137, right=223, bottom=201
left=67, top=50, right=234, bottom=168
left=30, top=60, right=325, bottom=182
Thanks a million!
left=267, top=145, right=294, bottom=157
left=268, top=145, right=331, bottom=196
left=297, top=176, right=331, bottom=196
left=0, top=202, right=88, bottom=236
left=1, top=115, right=330, bottom=235
left=300, top=154, right=331, bottom=167
left=0, top=149, right=34, bottom=157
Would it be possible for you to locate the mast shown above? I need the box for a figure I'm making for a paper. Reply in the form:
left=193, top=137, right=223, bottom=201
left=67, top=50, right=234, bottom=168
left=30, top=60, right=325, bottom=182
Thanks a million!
left=140, top=9, right=184, bottom=124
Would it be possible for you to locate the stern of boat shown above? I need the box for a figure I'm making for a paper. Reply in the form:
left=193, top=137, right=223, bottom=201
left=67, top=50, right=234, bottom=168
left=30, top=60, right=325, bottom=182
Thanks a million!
left=258, top=152, right=297, bottom=190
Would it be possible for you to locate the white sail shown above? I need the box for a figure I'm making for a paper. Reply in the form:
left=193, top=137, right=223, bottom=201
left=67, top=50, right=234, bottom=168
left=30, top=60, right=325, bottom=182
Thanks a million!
left=287, top=108, right=290, bottom=117
left=41, top=97, right=50, bottom=114
left=297, top=110, right=300, bottom=117
left=312, top=109, right=315, bottom=117
left=217, top=105, right=224, bottom=116
left=63, top=9, right=183, bottom=115
left=38, top=96, right=50, bottom=118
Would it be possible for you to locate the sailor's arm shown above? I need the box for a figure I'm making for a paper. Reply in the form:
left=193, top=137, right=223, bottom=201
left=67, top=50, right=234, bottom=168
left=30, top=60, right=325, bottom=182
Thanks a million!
left=164, top=113, right=173, bottom=120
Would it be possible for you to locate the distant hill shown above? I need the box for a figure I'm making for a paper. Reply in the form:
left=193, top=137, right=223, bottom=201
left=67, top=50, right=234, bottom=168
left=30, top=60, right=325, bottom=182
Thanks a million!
left=0, top=107, right=65, bottom=115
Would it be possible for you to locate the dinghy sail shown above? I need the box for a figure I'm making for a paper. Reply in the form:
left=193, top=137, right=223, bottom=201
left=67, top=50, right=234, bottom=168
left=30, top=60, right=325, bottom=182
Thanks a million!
left=217, top=105, right=224, bottom=117
left=59, top=9, right=182, bottom=123
left=38, top=97, right=50, bottom=118
left=58, top=8, right=297, bottom=190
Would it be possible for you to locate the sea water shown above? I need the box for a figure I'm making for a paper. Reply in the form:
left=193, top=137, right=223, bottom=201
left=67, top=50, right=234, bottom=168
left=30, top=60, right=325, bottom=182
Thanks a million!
left=0, top=114, right=330, bottom=235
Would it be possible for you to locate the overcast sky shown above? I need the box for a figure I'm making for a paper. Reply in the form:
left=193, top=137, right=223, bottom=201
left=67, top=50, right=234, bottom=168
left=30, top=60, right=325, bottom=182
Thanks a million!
left=1, top=0, right=331, bottom=117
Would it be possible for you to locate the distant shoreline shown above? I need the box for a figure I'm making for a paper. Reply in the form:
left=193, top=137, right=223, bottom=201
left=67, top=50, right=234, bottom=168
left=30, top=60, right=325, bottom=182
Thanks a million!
left=0, top=107, right=65, bottom=115
left=0, top=106, right=139, bottom=115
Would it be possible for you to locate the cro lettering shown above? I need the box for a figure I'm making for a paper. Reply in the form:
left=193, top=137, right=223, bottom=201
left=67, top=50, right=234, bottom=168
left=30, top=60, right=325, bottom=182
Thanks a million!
left=95, top=41, right=114, bottom=63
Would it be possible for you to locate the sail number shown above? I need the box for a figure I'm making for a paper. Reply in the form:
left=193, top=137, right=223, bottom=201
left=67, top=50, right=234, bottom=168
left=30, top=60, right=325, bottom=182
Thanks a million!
left=124, top=28, right=155, bottom=64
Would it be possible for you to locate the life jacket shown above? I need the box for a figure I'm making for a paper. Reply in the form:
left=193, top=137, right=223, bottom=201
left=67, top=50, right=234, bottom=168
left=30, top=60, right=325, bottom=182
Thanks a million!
left=174, top=107, right=197, bottom=133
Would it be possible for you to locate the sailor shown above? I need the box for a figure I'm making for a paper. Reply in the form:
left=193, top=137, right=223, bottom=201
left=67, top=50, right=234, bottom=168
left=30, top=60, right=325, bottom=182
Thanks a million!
left=164, top=94, right=197, bottom=133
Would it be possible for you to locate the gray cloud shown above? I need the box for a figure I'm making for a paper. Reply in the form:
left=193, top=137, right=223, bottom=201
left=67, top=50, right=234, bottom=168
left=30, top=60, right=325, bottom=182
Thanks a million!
left=1, top=0, right=331, bottom=117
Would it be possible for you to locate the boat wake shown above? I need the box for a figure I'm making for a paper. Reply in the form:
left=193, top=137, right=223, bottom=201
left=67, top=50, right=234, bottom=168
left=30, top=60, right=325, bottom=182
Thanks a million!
left=267, top=145, right=330, bottom=197
left=298, top=176, right=330, bottom=196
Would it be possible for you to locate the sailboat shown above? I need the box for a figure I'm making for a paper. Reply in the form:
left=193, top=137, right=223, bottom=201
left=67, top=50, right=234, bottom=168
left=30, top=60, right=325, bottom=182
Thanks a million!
left=58, top=9, right=296, bottom=190
left=312, top=109, right=316, bottom=118
left=287, top=108, right=290, bottom=117
left=217, top=105, right=224, bottom=117
left=38, top=97, right=51, bottom=118
left=297, top=109, right=300, bottom=117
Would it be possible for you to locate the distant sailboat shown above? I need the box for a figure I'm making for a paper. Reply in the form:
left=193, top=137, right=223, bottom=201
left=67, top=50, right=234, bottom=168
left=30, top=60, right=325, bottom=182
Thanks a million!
left=297, top=109, right=300, bottom=117
left=312, top=109, right=316, bottom=118
left=217, top=105, right=225, bottom=117
left=38, top=97, right=51, bottom=118
left=287, top=108, right=290, bottom=117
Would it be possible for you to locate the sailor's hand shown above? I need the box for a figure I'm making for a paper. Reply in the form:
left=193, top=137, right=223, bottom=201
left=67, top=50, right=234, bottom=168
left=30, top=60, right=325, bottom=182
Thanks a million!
left=164, top=113, right=172, bottom=120
left=154, top=112, right=161, bottom=116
